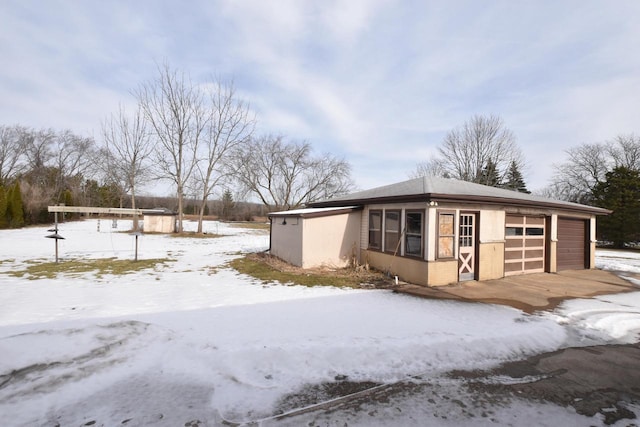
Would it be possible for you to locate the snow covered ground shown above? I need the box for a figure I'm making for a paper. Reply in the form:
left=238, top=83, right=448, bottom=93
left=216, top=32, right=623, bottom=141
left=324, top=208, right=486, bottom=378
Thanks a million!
left=0, top=219, right=639, bottom=426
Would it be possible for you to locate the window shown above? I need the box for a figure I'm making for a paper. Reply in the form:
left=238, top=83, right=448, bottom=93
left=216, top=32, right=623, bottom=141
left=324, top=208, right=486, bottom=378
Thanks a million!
left=525, top=227, right=544, bottom=236
left=368, top=210, right=382, bottom=250
left=437, top=212, right=455, bottom=258
left=459, top=214, right=474, bottom=247
left=506, top=227, right=523, bottom=236
left=384, top=210, right=401, bottom=253
left=405, top=211, right=423, bottom=257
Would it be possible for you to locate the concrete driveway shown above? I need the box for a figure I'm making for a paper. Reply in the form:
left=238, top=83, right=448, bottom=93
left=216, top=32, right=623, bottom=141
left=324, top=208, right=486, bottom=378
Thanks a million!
left=396, top=269, right=638, bottom=313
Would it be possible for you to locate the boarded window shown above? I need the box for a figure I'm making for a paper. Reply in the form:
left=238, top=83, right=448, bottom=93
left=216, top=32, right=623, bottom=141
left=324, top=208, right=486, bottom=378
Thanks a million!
left=438, top=212, right=455, bottom=258
left=384, top=210, right=401, bottom=253
left=368, top=210, right=382, bottom=250
left=405, top=211, right=423, bottom=257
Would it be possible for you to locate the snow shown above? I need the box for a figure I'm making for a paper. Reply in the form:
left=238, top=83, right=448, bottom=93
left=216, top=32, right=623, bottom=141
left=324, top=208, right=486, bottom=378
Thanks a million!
left=544, top=250, right=640, bottom=345
left=0, top=219, right=639, bottom=426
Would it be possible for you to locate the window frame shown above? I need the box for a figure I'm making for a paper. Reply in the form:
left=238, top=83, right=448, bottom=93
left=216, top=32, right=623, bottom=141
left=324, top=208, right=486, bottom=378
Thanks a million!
left=404, top=210, right=424, bottom=258
left=384, top=209, right=402, bottom=254
left=437, top=210, right=456, bottom=259
left=368, top=209, right=382, bottom=250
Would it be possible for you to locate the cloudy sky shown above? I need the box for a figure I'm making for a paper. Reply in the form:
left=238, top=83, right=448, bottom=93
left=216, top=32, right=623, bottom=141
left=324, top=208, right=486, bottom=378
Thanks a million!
left=1, top=0, right=638, bottom=194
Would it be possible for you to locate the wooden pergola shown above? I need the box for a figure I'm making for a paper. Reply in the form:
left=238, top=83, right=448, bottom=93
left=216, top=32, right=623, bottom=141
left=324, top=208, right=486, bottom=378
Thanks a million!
left=47, top=206, right=166, bottom=215
left=45, top=206, right=169, bottom=263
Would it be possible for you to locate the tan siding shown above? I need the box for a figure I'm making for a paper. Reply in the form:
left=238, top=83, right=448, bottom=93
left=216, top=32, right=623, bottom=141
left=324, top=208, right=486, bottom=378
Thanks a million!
left=427, top=260, right=459, bottom=286
left=301, top=212, right=361, bottom=268
left=478, top=242, right=505, bottom=280
left=270, top=219, right=304, bottom=267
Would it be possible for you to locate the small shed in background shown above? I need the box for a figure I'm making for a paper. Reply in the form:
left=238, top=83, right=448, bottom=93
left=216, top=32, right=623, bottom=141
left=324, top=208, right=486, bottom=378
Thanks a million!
left=142, top=208, right=177, bottom=233
left=269, top=206, right=361, bottom=268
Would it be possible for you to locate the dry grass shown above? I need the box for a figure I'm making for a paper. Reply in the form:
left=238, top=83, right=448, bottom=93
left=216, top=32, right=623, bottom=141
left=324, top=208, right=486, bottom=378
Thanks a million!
left=7, top=257, right=174, bottom=280
left=229, top=252, right=394, bottom=288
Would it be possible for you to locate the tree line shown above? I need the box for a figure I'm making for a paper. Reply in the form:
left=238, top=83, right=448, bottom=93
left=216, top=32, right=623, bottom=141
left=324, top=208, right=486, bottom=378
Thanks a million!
left=0, top=63, right=353, bottom=231
left=545, top=134, right=640, bottom=248
left=410, top=115, right=639, bottom=248
left=2, top=62, right=636, bottom=245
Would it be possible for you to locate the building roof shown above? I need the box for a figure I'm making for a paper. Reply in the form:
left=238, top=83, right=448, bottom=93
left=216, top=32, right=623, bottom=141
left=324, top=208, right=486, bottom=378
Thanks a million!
left=141, top=207, right=177, bottom=216
left=269, top=206, right=360, bottom=218
left=309, top=176, right=610, bottom=215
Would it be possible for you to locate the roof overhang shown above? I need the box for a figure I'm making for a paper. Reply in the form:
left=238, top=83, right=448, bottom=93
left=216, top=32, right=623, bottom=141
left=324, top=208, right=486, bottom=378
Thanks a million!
left=268, top=206, right=361, bottom=219
left=310, top=195, right=611, bottom=216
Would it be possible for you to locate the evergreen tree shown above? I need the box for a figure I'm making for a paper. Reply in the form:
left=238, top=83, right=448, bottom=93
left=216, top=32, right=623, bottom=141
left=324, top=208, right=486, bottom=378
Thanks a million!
left=7, top=181, right=25, bottom=228
left=592, top=166, right=640, bottom=248
left=0, top=185, right=8, bottom=229
left=502, top=161, right=530, bottom=193
left=478, top=159, right=501, bottom=187
left=221, top=189, right=235, bottom=220
left=62, top=189, right=74, bottom=206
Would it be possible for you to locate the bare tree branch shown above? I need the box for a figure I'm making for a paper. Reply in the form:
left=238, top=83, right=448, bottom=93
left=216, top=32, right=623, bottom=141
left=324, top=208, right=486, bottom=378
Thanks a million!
left=413, top=115, right=525, bottom=188
left=101, top=104, right=153, bottom=229
left=192, top=79, right=255, bottom=232
left=231, top=135, right=353, bottom=210
left=547, top=133, right=640, bottom=204
left=0, top=125, right=28, bottom=185
left=134, top=62, right=206, bottom=232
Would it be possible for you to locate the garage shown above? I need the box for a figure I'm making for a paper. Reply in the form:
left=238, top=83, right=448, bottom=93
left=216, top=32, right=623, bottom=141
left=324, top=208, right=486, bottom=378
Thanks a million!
left=557, top=217, right=588, bottom=271
left=504, top=215, right=546, bottom=276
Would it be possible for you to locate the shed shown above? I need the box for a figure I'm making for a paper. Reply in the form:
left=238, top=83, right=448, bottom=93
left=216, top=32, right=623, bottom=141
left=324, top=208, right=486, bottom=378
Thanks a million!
left=142, top=208, right=177, bottom=233
left=269, top=206, right=361, bottom=268
left=270, top=177, right=610, bottom=286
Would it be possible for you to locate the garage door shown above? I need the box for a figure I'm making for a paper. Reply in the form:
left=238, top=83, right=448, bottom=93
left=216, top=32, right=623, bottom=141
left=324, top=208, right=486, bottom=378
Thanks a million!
left=557, top=218, right=587, bottom=271
left=505, top=215, right=545, bottom=276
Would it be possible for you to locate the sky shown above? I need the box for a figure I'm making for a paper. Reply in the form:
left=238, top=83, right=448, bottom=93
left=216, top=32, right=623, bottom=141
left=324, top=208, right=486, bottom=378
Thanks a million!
left=1, top=0, right=639, bottom=195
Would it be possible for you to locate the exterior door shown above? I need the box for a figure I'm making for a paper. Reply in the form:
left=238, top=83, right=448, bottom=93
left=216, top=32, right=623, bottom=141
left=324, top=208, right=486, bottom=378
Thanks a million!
left=458, top=213, right=476, bottom=281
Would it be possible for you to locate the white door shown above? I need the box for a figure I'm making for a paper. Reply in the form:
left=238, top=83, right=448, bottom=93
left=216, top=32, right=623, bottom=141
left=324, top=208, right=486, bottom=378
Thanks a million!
left=458, top=213, right=476, bottom=281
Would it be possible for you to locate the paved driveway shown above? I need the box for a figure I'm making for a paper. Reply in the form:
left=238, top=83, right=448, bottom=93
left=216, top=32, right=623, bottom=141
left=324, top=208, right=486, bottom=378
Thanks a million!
left=396, top=269, right=637, bottom=313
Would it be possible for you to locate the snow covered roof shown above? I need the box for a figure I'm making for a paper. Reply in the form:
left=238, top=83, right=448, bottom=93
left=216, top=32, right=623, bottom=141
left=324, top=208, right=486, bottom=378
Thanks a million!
left=310, top=176, right=610, bottom=215
left=268, top=206, right=360, bottom=218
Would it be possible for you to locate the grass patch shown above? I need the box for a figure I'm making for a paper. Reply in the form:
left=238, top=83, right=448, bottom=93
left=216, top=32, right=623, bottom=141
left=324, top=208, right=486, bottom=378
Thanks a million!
left=8, top=257, right=174, bottom=280
left=228, top=252, right=392, bottom=288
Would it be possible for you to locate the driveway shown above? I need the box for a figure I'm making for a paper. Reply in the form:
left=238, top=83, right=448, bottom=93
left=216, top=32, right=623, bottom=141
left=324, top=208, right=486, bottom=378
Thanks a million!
left=396, top=269, right=637, bottom=313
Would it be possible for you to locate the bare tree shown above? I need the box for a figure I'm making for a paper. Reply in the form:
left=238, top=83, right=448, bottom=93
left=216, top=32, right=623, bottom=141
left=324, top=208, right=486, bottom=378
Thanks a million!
left=608, top=133, right=640, bottom=170
left=101, top=104, right=153, bottom=230
left=135, top=63, right=206, bottom=232
left=413, top=115, right=524, bottom=186
left=409, top=158, right=448, bottom=179
left=192, top=80, right=254, bottom=233
left=16, top=127, right=95, bottom=221
left=23, top=128, right=55, bottom=183
left=51, top=130, right=96, bottom=202
left=549, top=143, right=607, bottom=203
left=0, top=125, right=28, bottom=185
left=232, top=135, right=353, bottom=210
left=547, top=133, right=640, bottom=204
